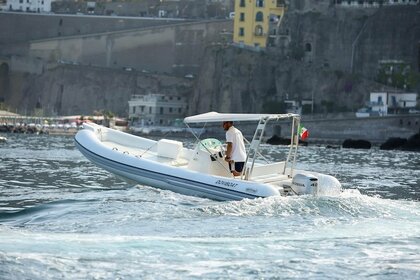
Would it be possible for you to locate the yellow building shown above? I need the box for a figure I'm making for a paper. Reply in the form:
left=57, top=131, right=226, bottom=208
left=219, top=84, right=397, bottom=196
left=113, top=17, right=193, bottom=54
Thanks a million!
left=233, top=0, right=286, bottom=48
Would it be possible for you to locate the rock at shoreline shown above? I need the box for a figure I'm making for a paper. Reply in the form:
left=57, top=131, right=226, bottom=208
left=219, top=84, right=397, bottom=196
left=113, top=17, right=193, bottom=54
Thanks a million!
left=342, top=139, right=371, bottom=149
left=266, top=135, right=308, bottom=146
left=380, top=137, right=407, bottom=150
left=379, top=134, right=420, bottom=152
left=402, top=133, right=420, bottom=152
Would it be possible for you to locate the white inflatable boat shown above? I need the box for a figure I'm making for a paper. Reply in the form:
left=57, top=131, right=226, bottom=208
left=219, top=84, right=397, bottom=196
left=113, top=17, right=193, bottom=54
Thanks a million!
left=74, top=112, right=341, bottom=201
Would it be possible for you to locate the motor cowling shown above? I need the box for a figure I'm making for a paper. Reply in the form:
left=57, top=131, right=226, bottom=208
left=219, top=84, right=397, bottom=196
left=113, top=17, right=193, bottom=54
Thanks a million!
left=291, top=174, right=319, bottom=196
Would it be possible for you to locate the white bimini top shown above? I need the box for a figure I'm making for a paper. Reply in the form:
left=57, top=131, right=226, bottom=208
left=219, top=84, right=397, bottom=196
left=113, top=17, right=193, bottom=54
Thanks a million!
left=184, top=111, right=299, bottom=123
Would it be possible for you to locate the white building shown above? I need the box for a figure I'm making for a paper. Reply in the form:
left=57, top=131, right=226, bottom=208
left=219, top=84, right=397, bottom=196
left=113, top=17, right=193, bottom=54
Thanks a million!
left=128, top=93, right=188, bottom=126
left=284, top=99, right=313, bottom=115
left=357, top=91, right=418, bottom=117
left=6, top=0, right=52, bottom=13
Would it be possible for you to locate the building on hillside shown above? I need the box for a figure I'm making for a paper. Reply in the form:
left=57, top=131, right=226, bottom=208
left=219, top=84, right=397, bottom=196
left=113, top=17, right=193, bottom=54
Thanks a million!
left=283, top=100, right=313, bottom=115
left=128, top=94, right=188, bottom=126
left=233, top=0, right=286, bottom=49
left=6, top=0, right=52, bottom=12
left=356, top=91, right=418, bottom=117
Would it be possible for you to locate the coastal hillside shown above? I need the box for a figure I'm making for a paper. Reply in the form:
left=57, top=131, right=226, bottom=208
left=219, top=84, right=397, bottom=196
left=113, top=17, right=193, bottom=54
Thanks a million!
left=190, top=3, right=420, bottom=114
left=0, top=3, right=419, bottom=116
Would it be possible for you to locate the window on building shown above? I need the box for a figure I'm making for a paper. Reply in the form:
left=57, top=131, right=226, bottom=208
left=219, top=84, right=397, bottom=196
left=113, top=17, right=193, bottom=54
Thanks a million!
left=178, top=108, right=182, bottom=113
left=240, top=0, right=245, bottom=7
left=256, top=0, right=264, bottom=8
left=149, top=107, right=152, bottom=114
left=132, top=107, right=136, bottom=114
left=19, top=0, right=22, bottom=3
left=26, top=0, right=29, bottom=3
left=239, top=27, right=245, bottom=36
left=240, top=13, right=245, bottom=21
left=255, top=11, right=263, bottom=22
left=255, top=25, right=263, bottom=36
left=169, top=107, right=173, bottom=113
left=305, top=43, right=312, bottom=52
left=159, top=119, right=163, bottom=125
left=160, top=107, right=164, bottom=114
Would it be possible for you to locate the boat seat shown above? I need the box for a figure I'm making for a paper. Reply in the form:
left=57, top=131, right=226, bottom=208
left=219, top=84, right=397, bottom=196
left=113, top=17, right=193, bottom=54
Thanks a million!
left=157, top=139, right=183, bottom=159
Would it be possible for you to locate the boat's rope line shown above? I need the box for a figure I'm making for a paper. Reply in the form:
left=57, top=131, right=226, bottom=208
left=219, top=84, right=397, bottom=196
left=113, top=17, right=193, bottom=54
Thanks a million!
left=138, top=129, right=175, bottom=158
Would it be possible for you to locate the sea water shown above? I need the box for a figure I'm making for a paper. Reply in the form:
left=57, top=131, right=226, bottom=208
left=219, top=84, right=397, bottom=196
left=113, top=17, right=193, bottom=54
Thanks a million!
left=0, top=134, right=419, bottom=279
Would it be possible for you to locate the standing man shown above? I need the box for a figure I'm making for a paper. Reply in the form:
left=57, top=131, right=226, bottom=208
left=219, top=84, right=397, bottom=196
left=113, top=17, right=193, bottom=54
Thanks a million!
left=223, top=121, right=247, bottom=176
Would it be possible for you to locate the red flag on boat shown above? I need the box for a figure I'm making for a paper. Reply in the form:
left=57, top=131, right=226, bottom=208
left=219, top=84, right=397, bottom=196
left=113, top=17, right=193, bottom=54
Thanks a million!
left=299, top=125, right=309, bottom=140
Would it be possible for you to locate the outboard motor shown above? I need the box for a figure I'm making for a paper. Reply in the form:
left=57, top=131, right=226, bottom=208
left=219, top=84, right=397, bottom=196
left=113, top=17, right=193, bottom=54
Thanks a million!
left=291, top=174, right=319, bottom=196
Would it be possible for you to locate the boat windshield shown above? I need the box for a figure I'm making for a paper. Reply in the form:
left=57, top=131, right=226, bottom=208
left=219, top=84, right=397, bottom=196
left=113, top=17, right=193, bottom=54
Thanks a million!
left=199, top=138, right=223, bottom=151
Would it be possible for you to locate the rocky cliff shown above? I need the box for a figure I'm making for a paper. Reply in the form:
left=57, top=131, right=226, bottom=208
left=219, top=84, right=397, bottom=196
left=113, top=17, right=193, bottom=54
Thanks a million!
left=1, top=3, right=419, bottom=117
left=191, top=46, right=385, bottom=115
left=1, top=65, right=192, bottom=116
left=190, top=3, right=420, bottom=114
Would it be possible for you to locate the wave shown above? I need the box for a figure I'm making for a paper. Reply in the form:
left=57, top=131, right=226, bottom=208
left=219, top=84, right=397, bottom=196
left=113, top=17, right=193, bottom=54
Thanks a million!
left=0, top=199, right=97, bottom=226
left=1, top=187, right=419, bottom=240
left=196, top=189, right=420, bottom=220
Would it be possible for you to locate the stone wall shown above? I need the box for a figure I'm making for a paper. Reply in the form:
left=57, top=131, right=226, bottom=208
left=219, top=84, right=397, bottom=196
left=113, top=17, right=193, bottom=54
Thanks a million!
left=29, top=20, right=231, bottom=76
left=0, top=12, right=185, bottom=44
left=292, top=115, right=420, bottom=142
left=198, top=114, right=420, bottom=143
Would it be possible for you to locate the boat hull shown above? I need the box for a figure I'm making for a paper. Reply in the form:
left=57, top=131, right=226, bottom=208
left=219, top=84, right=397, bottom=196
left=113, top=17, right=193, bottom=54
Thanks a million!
left=75, top=128, right=280, bottom=201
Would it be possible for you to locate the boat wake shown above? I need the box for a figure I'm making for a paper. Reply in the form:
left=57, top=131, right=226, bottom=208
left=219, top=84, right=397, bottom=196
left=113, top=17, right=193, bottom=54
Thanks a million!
left=0, top=186, right=418, bottom=241
left=196, top=188, right=419, bottom=220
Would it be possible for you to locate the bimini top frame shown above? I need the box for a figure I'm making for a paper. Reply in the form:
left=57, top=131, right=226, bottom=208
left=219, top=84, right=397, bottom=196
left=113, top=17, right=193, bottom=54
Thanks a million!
left=184, top=112, right=299, bottom=124
left=184, top=112, right=301, bottom=180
